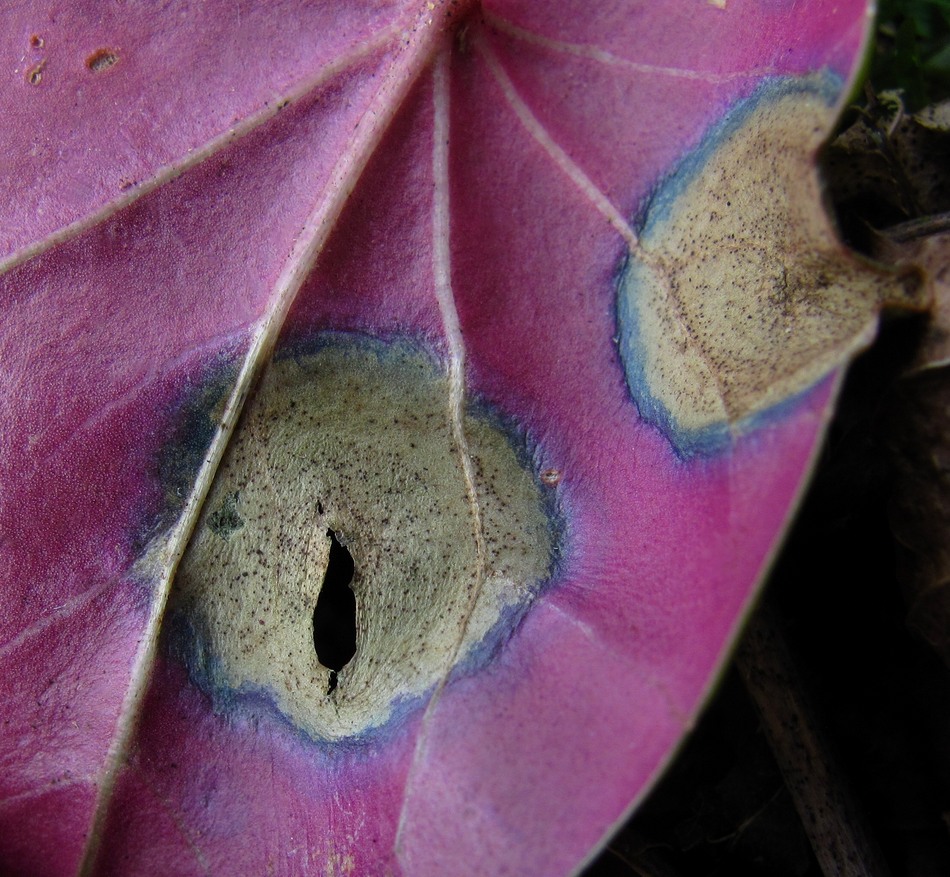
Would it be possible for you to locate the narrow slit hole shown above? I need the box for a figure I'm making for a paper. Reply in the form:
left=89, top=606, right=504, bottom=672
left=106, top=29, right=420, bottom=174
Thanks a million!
left=313, top=530, right=356, bottom=690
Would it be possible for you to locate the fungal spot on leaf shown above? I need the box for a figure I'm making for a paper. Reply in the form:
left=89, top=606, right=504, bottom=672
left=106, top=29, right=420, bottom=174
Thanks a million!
left=86, top=48, right=119, bottom=73
left=312, top=530, right=357, bottom=685
left=28, top=35, right=44, bottom=49
left=617, top=76, right=924, bottom=455
left=169, top=337, right=556, bottom=741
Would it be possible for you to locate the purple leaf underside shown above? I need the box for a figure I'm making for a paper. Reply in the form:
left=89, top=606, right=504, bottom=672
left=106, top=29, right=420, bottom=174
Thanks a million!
left=0, top=2, right=898, bottom=875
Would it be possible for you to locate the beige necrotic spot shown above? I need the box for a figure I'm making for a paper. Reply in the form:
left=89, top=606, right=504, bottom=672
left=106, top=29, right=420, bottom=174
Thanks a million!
left=619, top=78, right=922, bottom=446
left=170, top=340, right=554, bottom=741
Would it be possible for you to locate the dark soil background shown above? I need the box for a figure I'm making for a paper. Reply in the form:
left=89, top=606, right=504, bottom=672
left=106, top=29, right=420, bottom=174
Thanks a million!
left=584, top=4, right=950, bottom=875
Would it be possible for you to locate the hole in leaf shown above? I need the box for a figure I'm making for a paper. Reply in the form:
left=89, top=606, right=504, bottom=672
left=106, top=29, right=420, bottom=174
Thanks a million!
left=313, top=530, right=356, bottom=687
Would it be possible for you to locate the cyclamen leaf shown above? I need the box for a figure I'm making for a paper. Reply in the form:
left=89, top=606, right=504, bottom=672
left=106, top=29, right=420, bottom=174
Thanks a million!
left=0, top=1, right=910, bottom=875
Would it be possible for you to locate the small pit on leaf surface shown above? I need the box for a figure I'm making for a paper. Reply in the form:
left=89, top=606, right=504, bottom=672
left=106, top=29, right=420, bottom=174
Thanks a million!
left=25, top=62, right=44, bottom=86
left=168, top=336, right=557, bottom=742
left=86, top=48, right=119, bottom=73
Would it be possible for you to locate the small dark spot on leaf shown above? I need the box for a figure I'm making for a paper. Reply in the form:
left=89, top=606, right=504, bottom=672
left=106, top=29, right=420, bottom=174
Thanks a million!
left=29, top=34, right=44, bottom=49
left=86, top=48, right=119, bottom=73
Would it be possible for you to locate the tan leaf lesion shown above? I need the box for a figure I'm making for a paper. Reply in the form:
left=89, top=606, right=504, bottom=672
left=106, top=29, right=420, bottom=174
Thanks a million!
left=168, top=339, right=556, bottom=742
left=618, top=77, right=925, bottom=452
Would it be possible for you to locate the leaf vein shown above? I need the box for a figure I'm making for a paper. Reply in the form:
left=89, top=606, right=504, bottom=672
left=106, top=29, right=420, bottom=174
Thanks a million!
left=483, top=10, right=782, bottom=85
left=478, top=31, right=642, bottom=253
left=394, top=43, right=489, bottom=861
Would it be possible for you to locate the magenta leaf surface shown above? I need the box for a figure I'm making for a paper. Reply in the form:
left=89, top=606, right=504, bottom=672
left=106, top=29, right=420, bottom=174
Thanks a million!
left=1, top=2, right=886, bottom=875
